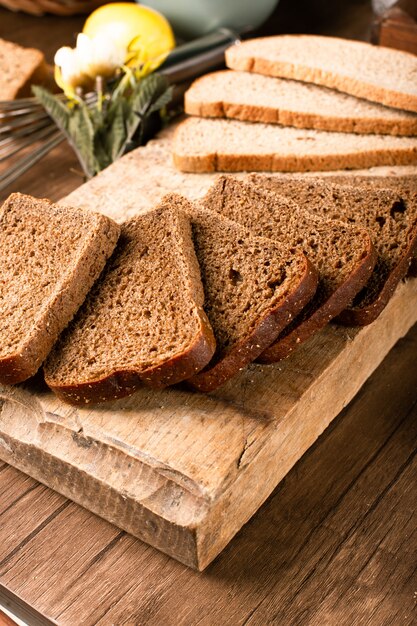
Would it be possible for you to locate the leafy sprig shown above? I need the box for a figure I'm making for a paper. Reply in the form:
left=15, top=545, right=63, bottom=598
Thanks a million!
left=33, top=72, right=172, bottom=179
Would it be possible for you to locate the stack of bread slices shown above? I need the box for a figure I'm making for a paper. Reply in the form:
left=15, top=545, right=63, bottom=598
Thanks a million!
left=1, top=169, right=416, bottom=404
left=173, top=35, right=417, bottom=173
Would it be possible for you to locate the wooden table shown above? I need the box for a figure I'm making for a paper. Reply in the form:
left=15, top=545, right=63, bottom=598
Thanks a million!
left=1, top=5, right=416, bottom=625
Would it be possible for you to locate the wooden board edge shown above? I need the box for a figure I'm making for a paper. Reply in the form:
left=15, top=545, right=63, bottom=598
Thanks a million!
left=0, top=420, right=202, bottom=569
left=0, top=279, right=416, bottom=570
left=194, top=278, right=417, bottom=569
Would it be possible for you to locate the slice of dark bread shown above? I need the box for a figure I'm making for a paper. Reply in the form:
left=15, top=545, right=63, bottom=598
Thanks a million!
left=202, top=177, right=376, bottom=362
left=317, top=174, right=417, bottom=277
left=251, top=175, right=417, bottom=325
left=186, top=205, right=318, bottom=391
left=0, top=192, right=120, bottom=385
left=317, top=174, right=417, bottom=194
left=44, top=196, right=216, bottom=404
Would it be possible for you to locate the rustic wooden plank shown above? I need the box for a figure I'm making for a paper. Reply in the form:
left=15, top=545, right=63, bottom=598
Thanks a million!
left=1, top=324, right=409, bottom=626
left=0, top=327, right=415, bottom=625
left=1, top=280, right=416, bottom=570
left=1, top=120, right=417, bottom=569
left=1, top=506, right=123, bottom=616
left=240, top=392, right=417, bottom=625
left=0, top=476, right=67, bottom=569
left=0, top=465, right=39, bottom=515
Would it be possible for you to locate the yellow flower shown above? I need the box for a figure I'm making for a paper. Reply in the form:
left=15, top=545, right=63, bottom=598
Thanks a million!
left=54, top=46, right=91, bottom=96
left=76, top=33, right=126, bottom=79
left=54, top=34, right=127, bottom=96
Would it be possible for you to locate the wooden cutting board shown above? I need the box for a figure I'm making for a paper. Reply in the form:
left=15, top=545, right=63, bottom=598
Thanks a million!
left=0, top=123, right=416, bottom=570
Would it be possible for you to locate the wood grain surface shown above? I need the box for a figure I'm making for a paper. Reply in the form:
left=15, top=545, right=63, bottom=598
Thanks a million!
left=1, top=118, right=417, bottom=570
left=1, top=323, right=416, bottom=625
left=1, top=5, right=417, bottom=624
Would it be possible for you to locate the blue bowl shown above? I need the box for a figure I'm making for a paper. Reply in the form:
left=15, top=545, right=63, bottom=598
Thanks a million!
left=141, top=0, right=280, bottom=39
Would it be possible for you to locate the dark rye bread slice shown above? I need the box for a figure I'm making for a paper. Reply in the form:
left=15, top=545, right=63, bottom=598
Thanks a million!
left=252, top=176, right=417, bottom=325
left=184, top=70, right=417, bottom=136
left=44, top=196, right=216, bottom=404
left=202, top=177, right=376, bottom=362
left=0, top=192, right=120, bottom=385
left=319, top=174, right=417, bottom=277
left=186, top=205, right=318, bottom=392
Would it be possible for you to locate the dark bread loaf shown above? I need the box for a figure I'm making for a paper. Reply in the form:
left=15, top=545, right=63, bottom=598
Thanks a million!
left=203, top=177, right=376, bottom=362
left=187, top=205, right=318, bottom=391
left=252, top=176, right=417, bottom=325
left=44, top=196, right=216, bottom=404
left=0, top=193, right=120, bottom=384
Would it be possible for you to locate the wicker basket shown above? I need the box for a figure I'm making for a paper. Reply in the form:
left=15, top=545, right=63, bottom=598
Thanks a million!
left=0, top=0, right=107, bottom=16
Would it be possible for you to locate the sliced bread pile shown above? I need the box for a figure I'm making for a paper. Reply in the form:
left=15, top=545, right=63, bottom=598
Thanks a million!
left=0, top=190, right=319, bottom=402
left=45, top=196, right=317, bottom=400
left=3, top=171, right=415, bottom=403
left=249, top=175, right=417, bottom=325
left=45, top=196, right=217, bottom=402
left=174, top=35, right=417, bottom=173
left=201, top=176, right=376, bottom=360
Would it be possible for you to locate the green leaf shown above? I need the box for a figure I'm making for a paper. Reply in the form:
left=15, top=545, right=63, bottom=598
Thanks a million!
left=68, top=104, right=99, bottom=178
left=108, top=99, right=128, bottom=161
left=130, top=74, right=171, bottom=119
left=33, top=72, right=172, bottom=179
left=123, top=73, right=172, bottom=148
left=147, top=85, right=173, bottom=115
left=32, top=85, right=70, bottom=133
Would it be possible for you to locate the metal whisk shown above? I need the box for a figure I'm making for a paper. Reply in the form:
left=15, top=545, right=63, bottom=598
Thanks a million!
left=0, top=28, right=239, bottom=194
left=0, top=97, right=64, bottom=192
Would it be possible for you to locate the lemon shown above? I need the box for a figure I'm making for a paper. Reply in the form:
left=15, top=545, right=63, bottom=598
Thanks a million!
left=83, top=3, right=175, bottom=65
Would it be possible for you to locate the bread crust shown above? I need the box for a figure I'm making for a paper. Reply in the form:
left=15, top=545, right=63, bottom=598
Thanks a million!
left=185, top=71, right=417, bottom=137
left=188, top=259, right=318, bottom=392
left=258, top=242, right=377, bottom=362
left=337, top=229, right=417, bottom=326
left=46, top=321, right=216, bottom=405
left=226, top=36, right=417, bottom=114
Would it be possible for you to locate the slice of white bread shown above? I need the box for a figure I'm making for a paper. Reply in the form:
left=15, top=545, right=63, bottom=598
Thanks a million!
left=226, top=35, right=417, bottom=114
left=0, top=37, right=48, bottom=100
left=0, top=193, right=120, bottom=385
left=184, top=70, right=417, bottom=136
left=173, top=117, right=417, bottom=173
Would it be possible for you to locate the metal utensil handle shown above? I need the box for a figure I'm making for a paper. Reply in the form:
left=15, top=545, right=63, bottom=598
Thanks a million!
left=160, top=28, right=239, bottom=84
left=0, top=131, right=64, bottom=192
